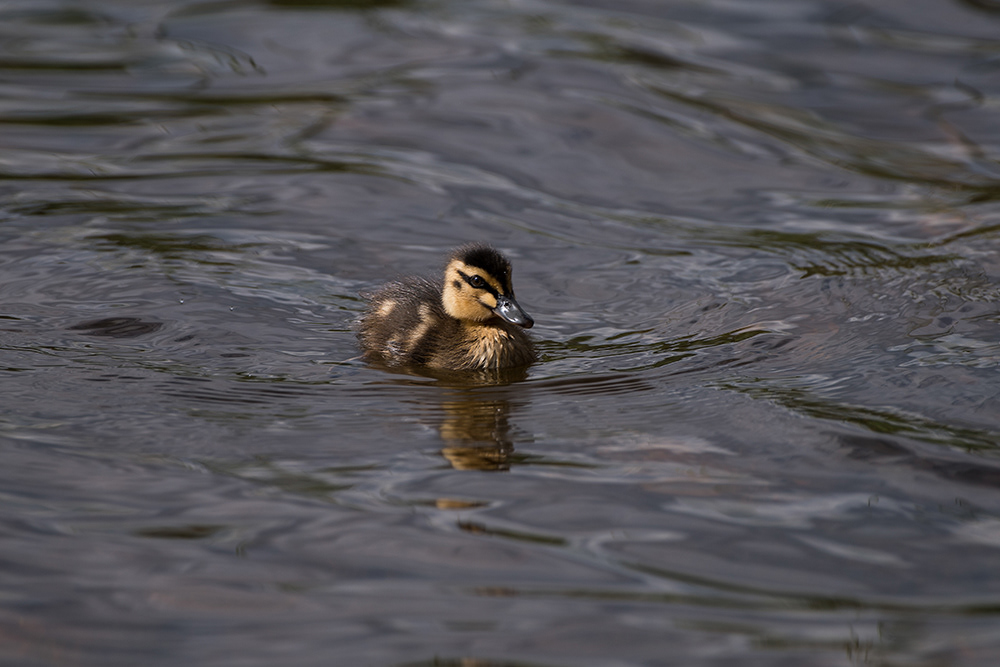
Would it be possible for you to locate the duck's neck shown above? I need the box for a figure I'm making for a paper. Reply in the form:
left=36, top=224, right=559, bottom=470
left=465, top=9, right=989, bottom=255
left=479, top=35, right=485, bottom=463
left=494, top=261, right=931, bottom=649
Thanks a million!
left=461, top=321, right=524, bottom=369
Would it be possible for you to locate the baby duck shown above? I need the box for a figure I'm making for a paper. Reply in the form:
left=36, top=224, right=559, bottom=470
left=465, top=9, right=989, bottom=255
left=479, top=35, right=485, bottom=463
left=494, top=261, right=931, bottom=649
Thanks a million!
left=358, top=243, right=536, bottom=370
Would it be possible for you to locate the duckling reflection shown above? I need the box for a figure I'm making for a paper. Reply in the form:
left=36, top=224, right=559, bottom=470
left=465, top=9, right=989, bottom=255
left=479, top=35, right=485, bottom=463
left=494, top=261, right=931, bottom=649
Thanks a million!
left=358, top=243, right=535, bottom=370
left=438, top=388, right=521, bottom=471
left=358, top=348, right=532, bottom=470
left=417, top=370, right=534, bottom=470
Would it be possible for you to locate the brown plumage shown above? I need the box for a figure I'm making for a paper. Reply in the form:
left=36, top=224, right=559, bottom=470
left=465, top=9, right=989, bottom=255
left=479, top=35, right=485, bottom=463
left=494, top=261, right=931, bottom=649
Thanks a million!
left=358, top=244, right=536, bottom=370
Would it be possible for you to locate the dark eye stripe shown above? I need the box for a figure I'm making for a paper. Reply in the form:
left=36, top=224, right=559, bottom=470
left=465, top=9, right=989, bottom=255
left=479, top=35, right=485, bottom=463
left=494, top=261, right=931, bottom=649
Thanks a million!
left=458, top=270, right=498, bottom=296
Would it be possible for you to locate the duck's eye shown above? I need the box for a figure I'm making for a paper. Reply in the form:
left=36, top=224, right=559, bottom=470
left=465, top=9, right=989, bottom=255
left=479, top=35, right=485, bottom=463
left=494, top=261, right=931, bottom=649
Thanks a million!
left=468, top=275, right=486, bottom=288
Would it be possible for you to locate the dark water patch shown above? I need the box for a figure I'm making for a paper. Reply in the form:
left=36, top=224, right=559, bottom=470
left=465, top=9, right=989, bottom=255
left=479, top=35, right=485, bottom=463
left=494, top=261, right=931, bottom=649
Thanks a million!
left=134, top=524, right=227, bottom=540
left=68, top=317, right=164, bottom=338
left=0, top=57, right=132, bottom=73
left=0, top=7, right=116, bottom=27
left=267, top=0, right=415, bottom=9
left=957, top=0, right=1000, bottom=14
left=89, top=89, right=351, bottom=107
left=0, top=110, right=209, bottom=128
left=399, top=659, right=559, bottom=667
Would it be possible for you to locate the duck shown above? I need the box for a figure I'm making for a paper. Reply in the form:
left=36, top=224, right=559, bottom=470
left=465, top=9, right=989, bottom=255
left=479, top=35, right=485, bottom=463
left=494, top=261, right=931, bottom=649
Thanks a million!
left=358, top=243, right=536, bottom=370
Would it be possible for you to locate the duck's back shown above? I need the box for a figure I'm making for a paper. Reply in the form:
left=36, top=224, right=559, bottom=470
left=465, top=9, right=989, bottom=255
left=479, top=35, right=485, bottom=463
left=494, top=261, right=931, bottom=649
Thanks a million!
left=358, top=277, right=458, bottom=367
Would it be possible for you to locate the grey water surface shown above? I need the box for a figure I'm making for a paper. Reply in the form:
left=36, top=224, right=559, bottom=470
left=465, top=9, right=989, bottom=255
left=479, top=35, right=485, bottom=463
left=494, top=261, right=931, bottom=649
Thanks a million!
left=3, top=0, right=1000, bottom=665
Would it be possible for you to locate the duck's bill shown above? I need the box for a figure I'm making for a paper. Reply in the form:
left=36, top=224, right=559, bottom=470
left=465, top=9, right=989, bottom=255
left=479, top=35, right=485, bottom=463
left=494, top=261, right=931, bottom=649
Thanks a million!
left=493, top=295, right=534, bottom=328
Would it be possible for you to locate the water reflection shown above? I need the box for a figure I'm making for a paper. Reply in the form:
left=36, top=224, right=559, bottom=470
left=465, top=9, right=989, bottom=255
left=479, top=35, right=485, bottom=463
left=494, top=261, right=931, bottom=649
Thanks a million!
left=439, top=393, right=516, bottom=471
left=368, top=364, right=530, bottom=471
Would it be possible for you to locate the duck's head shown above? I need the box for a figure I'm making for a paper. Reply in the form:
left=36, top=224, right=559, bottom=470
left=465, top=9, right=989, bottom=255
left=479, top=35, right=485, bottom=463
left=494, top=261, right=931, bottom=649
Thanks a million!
left=442, top=244, right=534, bottom=329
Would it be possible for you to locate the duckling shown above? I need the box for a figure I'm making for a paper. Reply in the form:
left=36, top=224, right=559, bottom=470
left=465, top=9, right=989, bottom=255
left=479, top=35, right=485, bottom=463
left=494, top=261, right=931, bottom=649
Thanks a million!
left=358, top=243, right=536, bottom=370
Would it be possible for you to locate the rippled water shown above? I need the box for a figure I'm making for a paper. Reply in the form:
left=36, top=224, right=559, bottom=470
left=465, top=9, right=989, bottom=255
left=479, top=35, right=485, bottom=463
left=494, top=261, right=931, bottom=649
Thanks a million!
left=3, top=0, right=1000, bottom=665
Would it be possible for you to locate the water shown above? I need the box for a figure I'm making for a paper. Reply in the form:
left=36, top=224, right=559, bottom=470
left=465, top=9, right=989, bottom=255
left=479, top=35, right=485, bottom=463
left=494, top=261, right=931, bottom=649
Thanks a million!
left=2, top=0, right=1000, bottom=665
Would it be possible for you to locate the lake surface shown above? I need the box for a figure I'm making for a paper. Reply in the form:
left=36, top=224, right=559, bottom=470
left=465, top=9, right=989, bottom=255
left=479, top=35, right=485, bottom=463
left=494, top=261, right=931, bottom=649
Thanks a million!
left=2, top=0, right=1000, bottom=665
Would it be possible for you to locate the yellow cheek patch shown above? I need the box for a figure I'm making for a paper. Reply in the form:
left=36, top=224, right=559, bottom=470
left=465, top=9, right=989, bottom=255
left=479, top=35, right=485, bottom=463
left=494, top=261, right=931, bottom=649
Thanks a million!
left=479, top=293, right=498, bottom=309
